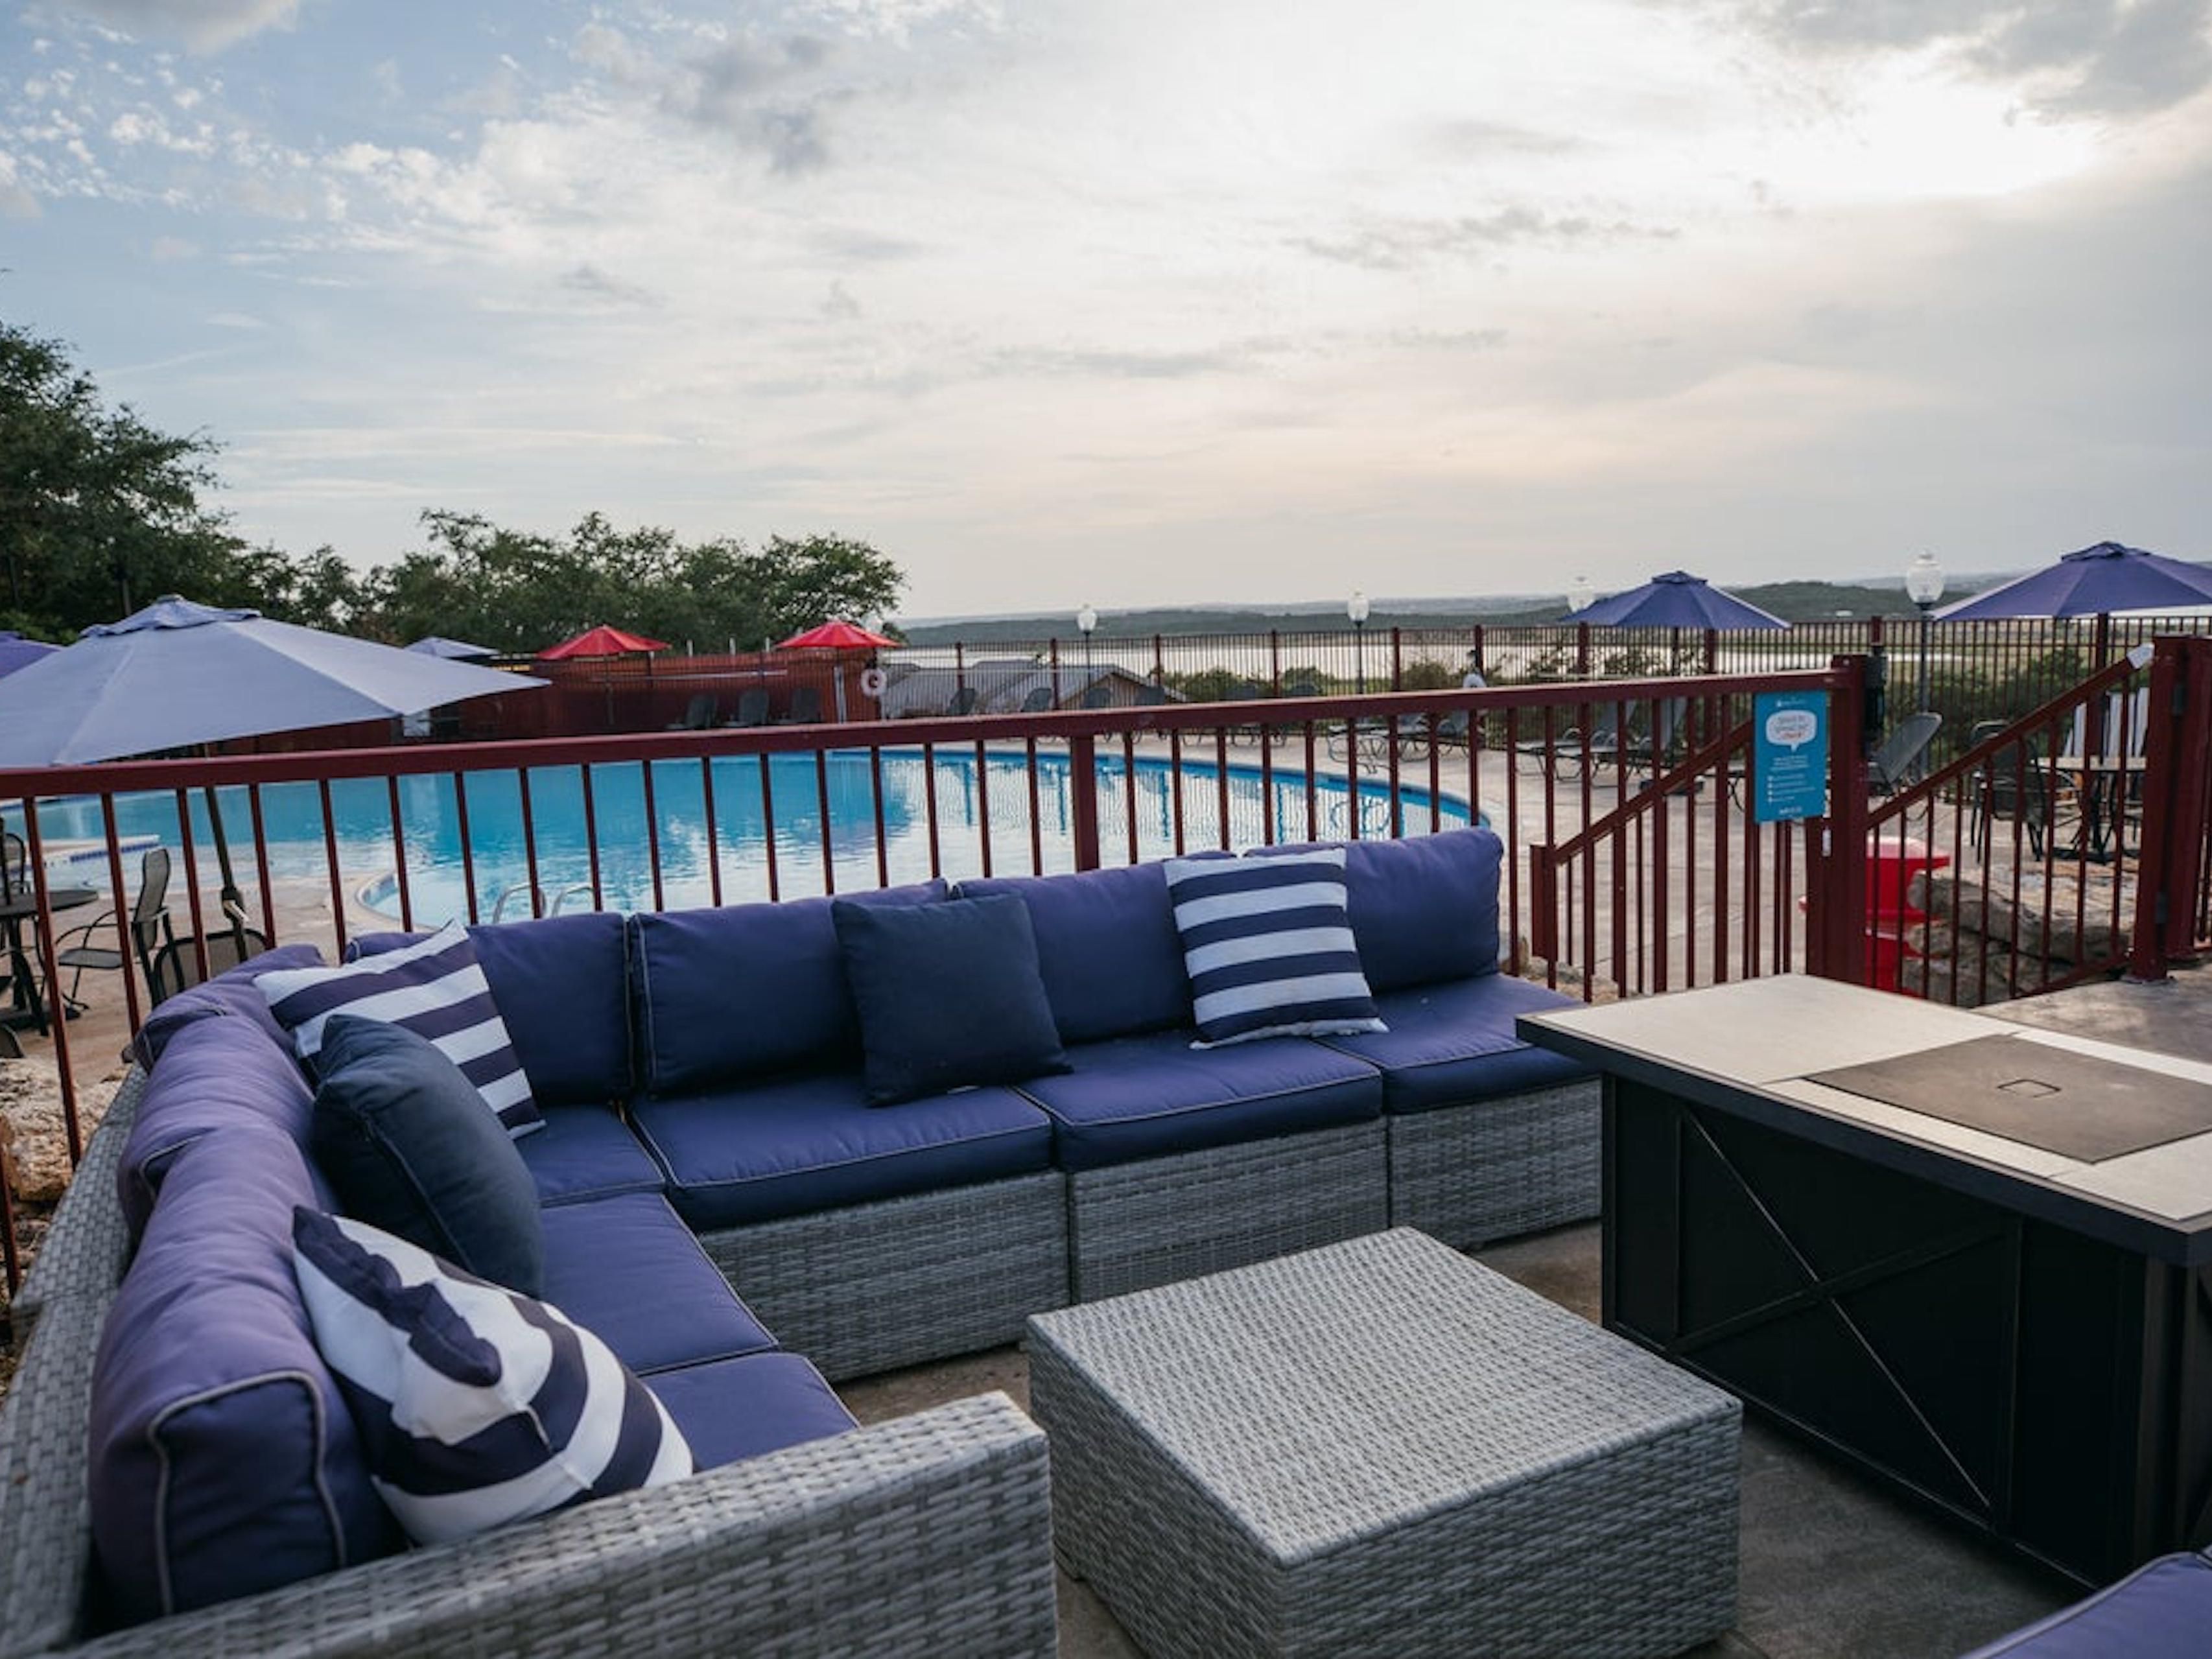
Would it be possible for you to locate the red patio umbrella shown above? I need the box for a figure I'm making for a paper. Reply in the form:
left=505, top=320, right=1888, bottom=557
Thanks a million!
left=537, top=624, right=669, bottom=659
left=774, top=619, right=897, bottom=652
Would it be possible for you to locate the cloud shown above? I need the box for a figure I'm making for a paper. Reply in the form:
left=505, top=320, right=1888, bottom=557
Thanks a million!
left=574, top=23, right=847, bottom=173
left=1292, top=208, right=1678, bottom=270
left=1734, top=0, right=2212, bottom=117
left=559, top=263, right=660, bottom=309
left=54, top=0, right=299, bottom=53
left=820, top=279, right=862, bottom=319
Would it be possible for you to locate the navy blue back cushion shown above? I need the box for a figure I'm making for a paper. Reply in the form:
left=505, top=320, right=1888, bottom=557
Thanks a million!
left=344, top=912, right=631, bottom=1107
left=832, top=893, right=1069, bottom=1105
left=961, top=864, right=1190, bottom=1041
left=89, top=1127, right=397, bottom=1625
left=1257, top=828, right=1502, bottom=991
left=117, top=1013, right=323, bottom=1240
left=130, top=942, right=327, bottom=1069
left=309, top=1016, right=546, bottom=1297
left=631, top=881, right=946, bottom=1093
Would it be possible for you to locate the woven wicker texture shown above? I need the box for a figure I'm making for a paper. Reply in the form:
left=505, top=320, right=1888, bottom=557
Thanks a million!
left=3, top=1378, right=1055, bottom=1659
left=701, top=1171, right=1069, bottom=1381
left=1029, top=1228, right=1741, bottom=1658
left=1385, top=1080, right=1601, bottom=1248
left=1068, top=1121, right=1387, bottom=1302
left=10, top=1070, right=146, bottom=1334
left=0, top=1292, right=112, bottom=1658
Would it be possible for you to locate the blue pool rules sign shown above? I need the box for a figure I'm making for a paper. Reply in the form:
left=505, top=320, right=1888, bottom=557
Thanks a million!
left=1753, top=692, right=1828, bottom=823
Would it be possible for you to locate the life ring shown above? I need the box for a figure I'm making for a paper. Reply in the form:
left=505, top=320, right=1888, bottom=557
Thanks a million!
left=858, top=666, right=888, bottom=699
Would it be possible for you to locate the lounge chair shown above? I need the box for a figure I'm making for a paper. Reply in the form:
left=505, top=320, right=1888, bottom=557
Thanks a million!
left=947, top=685, right=981, bottom=716
left=53, top=846, right=173, bottom=1011
left=780, top=685, right=825, bottom=725
left=725, top=687, right=771, bottom=728
left=1080, top=682, right=1114, bottom=711
left=1868, top=711, right=1942, bottom=795
left=664, top=693, right=718, bottom=731
left=1515, top=703, right=1628, bottom=778
left=1135, top=683, right=1170, bottom=707
left=1018, top=685, right=1055, bottom=714
left=149, top=922, right=272, bottom=1002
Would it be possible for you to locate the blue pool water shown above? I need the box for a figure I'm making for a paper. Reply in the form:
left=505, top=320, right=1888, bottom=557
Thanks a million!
left=34, top=748, right=1473, bottom=924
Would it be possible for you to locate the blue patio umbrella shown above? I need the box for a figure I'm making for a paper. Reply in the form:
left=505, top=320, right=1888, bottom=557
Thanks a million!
left=0, top=595, right=543, bottom=924
left=1935, top=540, right=2212, bottom=620
left=0, top=631, right=60, bottom=677
left=1568, top=571, right=1788, bottom=631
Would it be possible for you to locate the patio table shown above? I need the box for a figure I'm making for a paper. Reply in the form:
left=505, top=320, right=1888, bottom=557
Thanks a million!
left=1027, top=1227, right=1741, bottom=1658
left=0, top=885, right=95, bottom=1035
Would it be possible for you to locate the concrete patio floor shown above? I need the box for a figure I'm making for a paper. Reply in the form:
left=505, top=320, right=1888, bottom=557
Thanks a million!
left=844, top=965, right=2212, bottom=1658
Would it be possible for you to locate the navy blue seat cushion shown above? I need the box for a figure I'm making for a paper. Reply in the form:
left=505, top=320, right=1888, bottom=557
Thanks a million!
left=1315, top=972, right=1593, bottom=1114
left=129, top=941, right=327, bottom=1069
left=630, top=1072, right=1054, bottom=1231
left=631, top=881, right=947, bottom=1094
left=89, top=1128, right=397, bottom=1625
left=342, top=911, right=631, bottom=1109
left=116, top=1013, right=325, bottom=1240
left=1254, top=828, right=1503, bottom=991
left=961, top=864, right=1191, bottom=1041
left=307, top=1016, right=545, bottom=1297
left=518, top=1104, right=666, bottom=1206
left=1018, top=1028, right=1383, bottom=1171
left=537, top=1192, right=777, bottom=1374
left=1961, top=1551, right=2212, bottom=1657
left=832, top=892, right=1068, bottom=1105
left=644, top=1352, right=858, bottom=1472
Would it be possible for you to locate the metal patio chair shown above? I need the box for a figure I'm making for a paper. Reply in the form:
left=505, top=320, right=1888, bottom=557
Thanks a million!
left=1868, top=711, right=1942, bottom=796
left=53, top=845, right=174, bottom=1011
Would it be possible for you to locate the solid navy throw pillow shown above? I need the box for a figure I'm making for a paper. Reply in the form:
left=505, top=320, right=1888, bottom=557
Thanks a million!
left=309, top=1015, right=546, bottom=1297
left=831, top=892, right=1070, bottom=1106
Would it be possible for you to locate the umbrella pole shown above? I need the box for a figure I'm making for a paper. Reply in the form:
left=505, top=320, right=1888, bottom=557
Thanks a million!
left=202, top=782, right=252, bottom=952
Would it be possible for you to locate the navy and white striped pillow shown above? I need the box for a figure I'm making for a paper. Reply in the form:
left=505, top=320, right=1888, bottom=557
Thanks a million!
left=1164, top=847, right=1387, bottom=1046
left=259, top=921, right=541, bottom=1137
left=290, top=1208, right=692, bottom=1546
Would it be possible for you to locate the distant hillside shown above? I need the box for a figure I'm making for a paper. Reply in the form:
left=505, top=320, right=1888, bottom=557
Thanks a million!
left=897, top=579, right=1934, bottom=643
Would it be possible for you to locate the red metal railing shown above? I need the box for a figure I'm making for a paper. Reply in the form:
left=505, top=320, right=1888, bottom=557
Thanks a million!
left=10, top=643, right=2212, bottom=1298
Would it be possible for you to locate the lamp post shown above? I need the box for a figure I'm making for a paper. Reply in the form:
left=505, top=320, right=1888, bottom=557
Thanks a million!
left=1568, top=578, right=1595, bottom=678
left=1076, top=602, right=1098, bottom=698
left=1347, top=590, right=1371, bottom=695
left=1904, top=552, right=1944, bottom=713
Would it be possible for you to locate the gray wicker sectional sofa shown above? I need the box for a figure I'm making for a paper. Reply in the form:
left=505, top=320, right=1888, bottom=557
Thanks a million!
left=0, top=825, right=1596, bottom=1658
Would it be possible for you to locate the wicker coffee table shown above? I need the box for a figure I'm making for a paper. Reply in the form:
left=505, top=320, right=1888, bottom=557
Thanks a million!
left=1026, top=1228, right=1740, bottom=1658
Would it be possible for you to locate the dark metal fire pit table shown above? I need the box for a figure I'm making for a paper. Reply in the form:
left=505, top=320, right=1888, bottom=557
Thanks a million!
left=1519, top=973, right=2212, bottom=1590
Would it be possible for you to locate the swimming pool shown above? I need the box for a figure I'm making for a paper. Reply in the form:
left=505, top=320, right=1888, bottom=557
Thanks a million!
left=33, top=747, right=1474, bottom=925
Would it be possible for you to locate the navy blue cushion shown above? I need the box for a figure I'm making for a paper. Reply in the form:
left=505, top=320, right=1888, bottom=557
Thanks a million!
left=631, top=1073, right=1054, bottom=1230
left=517, top=1104, right=666, bottom=1206
left=308, top=1016, right=545, bottom=1297
left=537, top=1193, right=778, bottom=1375
left=1018, top=1028, right=1383, bottom=1171
left=1253, top=829, right=1503, bottom=990
left=130, top=941, right=327, bottom=1069
left=631, top=881, right=947, bottom=1093
left=1962, top=1551, right=2212, bottom=1657
left=961, top=864, right=1191, bottom=1041
left=1316, top=973, right=1594, bottom=1114
left=116, top=1014, right=322, bottom=1240
left=89, top=1129, right=397, bottom=1625
left=346, top=912, right=631, bottom=1107
left=645, top=1352, right=857, bottom=1471
left=833, top=893, right=1068, bottom=1105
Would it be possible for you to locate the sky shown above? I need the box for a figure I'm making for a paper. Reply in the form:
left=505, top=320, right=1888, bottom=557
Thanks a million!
left=3, top=1, right=2210, bottom=621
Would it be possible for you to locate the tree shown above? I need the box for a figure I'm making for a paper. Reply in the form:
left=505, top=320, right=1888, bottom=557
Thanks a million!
left=357, top=512, right=904, bottom=653
left=0, top=319, right=246, bottom=637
